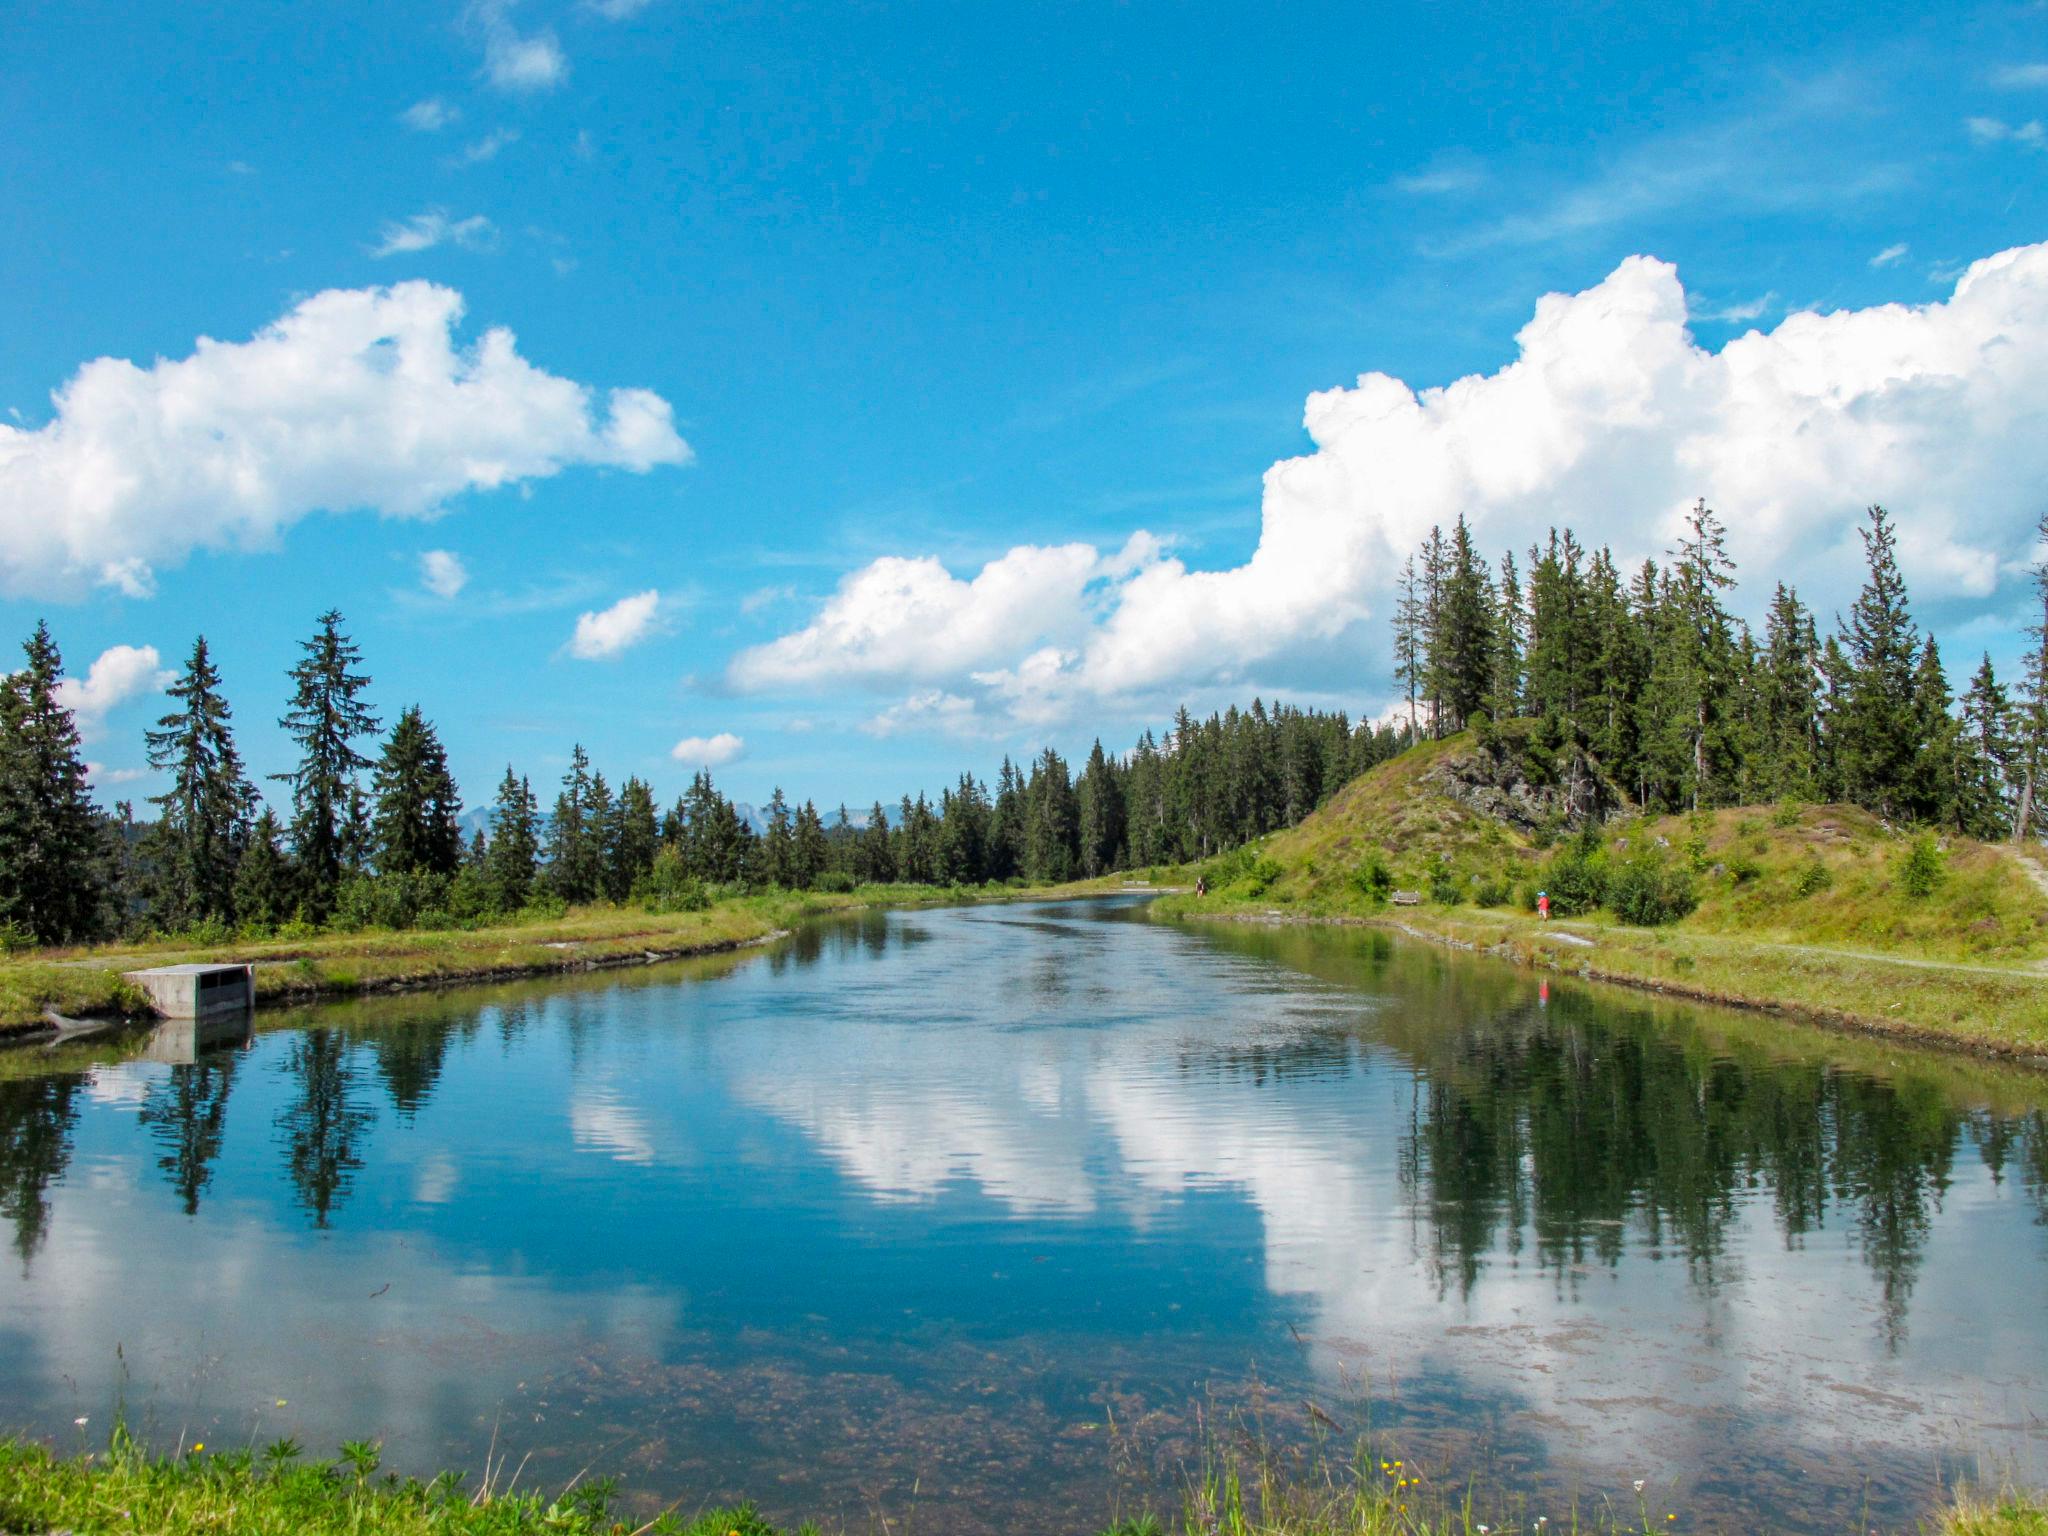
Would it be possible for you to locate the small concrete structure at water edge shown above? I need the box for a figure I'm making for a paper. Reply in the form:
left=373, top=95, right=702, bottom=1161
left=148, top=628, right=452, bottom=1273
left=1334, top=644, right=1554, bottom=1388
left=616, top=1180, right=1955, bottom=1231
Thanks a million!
left=122, top=962, right=255, bottom=1021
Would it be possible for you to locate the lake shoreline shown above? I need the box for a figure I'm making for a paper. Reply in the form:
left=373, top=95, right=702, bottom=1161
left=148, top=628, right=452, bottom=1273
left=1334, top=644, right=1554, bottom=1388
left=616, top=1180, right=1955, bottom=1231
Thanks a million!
left=0, top=878, right=1157, bottom=1043
left=1170, top=902, right=2048, bottom=1066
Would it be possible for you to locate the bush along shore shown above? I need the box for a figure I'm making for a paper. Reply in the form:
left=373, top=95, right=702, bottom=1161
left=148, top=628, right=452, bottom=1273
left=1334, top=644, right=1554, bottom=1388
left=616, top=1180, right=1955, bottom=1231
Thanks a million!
left=1, top=1433, right=2043, bottom=1536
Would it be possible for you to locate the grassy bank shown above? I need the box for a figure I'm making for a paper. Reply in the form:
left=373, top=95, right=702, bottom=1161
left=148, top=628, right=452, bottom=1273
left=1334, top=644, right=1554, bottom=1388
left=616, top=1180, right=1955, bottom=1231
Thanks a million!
left=1, top=1436, right=2039, bottom=1535
left=1159, top=733, right=2048, bottom=1058
left=0, top=876, right=1146, bottom=1037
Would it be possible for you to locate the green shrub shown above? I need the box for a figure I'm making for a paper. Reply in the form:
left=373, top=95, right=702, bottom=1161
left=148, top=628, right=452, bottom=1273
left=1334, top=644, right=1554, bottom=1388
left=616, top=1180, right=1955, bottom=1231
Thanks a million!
left=0, top=920, right=35, bottom=955
left=330, top=871, right=452, bottom=932
left=1242, top=857, right=1285, bottom=897
left=1350, top=853, right=1394, bottom=902
left=516, top=892, right=570, bottom=923
left=634, top=848, right=713, bottom=913
left=1793, top=857, right=1832, bottom=898
left=1605, top=855, right=1698, bottom=926
left=1473, top=872, right=1514, bottom=907
left=1428, top=866, right=1463, bottom=905
left=1772, top=799, right=1805, bottom=828
left=1727, top=854, right=1762, bottom=884
left=1539, top=838, right=1606, bottom=916
left=1897, top=834, right=1946, bottom=898
left=170, top=915, right=233, bottom=948
left=812, top=870, right=857, bottom=894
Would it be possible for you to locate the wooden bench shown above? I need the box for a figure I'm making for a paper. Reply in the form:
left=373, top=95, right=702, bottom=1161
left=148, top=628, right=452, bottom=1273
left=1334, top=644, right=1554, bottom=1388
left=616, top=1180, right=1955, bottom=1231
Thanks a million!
left=1390, top=890, right=1422, bottom=906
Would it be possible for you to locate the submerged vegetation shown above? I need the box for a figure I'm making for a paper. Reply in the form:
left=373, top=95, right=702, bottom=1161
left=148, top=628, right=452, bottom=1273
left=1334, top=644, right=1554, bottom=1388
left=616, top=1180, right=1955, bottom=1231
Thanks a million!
left=2, top=1434, right=2040, bottom=1536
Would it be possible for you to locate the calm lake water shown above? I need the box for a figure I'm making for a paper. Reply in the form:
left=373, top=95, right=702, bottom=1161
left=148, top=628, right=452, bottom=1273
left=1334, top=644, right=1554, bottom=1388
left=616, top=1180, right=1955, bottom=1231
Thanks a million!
left=3, top=897, right=2046, bottom=1532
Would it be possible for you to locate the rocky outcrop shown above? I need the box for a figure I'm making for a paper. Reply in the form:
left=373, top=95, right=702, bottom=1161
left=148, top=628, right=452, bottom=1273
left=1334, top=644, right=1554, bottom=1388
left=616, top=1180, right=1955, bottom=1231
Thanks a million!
left=1420, top=741, right=1623, bottom=831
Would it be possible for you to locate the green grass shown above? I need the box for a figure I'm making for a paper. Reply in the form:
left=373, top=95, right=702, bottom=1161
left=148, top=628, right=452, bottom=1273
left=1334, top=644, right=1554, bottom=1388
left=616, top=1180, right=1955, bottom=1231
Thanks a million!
left=0, top=876, right=1150, bottom=1037
left=2, top=1434, right=2037, bottom=1535
left=1162, top=733, right=2048, bottom=1056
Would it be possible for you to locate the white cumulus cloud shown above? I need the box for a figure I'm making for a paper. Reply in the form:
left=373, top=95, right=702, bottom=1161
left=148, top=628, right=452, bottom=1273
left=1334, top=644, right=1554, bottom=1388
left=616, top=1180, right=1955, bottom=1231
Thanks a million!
left=569, top=589, right=662, bottom=659
left=419, top=549, right=469, bottom=599
left=55, top=644, right=173, bottom=739
left=0, top=281, right=690, bottom=599
left=737, top=240, right=2048, bottom=730
left=669, top=731, right=745, bottom=767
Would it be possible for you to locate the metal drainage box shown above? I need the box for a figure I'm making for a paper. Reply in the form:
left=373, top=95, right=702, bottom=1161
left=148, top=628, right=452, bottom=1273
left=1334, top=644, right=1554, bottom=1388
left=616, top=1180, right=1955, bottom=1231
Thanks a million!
left=122, top=963, right=255, bottom=1021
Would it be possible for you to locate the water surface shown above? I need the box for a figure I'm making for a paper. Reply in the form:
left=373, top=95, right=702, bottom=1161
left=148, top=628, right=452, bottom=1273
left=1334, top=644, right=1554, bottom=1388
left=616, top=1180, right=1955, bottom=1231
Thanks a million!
left=2, top=898, right=2045, bottom=1532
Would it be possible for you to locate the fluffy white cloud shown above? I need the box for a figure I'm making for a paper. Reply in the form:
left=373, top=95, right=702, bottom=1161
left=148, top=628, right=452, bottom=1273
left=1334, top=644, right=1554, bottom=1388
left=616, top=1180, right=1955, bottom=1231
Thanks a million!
left=569, top=589, right=662, bottom=659
left=738, top=240, right=2048, bottom=729
left=861, top=690, right=979, bottom=737
left=371, top=210, right=496, bottom=258
left=670, top=731, right=745, bottom=767
left=0, top=281, right=690, bottom=598
left=54, top=644, right=172, bottom=738
left=399, top=98, right=458, bottom=131
left=419, top=549, right=468, bottom=599
left=730, top=541, right=1109, bottom=690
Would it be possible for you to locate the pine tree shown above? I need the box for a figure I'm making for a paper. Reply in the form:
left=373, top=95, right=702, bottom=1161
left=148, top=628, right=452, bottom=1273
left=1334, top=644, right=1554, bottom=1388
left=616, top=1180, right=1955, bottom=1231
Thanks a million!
left=762, top=788, right=794, bottom=887
left=1491, top=550, right=1525, bottom=716
left=1077, top=740, right=1126, bottom=876
left=793, top=800, right=829, bottom=888
left=144, top=635, right=258, bottom=927
left=1648, top=501, right=1740, bottom=811
left=1958, top=654, right=2016, bottom=839
left=2014, top=511, right=2048, bottom=842
left=484, top=768, right=540, bottom=911
left=860, top=802, right=895, bottom=883
left=545, top=744, right=600, bottom=902
left=370, top=707, right=463, bottom=878
left=586, top=772, right=618, bottom=899
left=232, top=808, right=297, bottom=929
left=274, top=610, right=379, bottom=915
left=1431, top=516, right=1497, bottom=731
left=1757, top=584, right=1822, bottom=800
left=0, top=623, right=107, bottom=944
left=611, top=777, right=659, bottom=898
left=1391, top=555, right=1424, bottom=740
left=1834, top=506, right=1925, bottom=821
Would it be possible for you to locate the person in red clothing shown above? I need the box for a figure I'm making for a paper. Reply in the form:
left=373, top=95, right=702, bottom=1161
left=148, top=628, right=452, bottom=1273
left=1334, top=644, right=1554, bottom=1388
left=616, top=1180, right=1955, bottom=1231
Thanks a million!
left=1536, top=889, right=1550, bottom=921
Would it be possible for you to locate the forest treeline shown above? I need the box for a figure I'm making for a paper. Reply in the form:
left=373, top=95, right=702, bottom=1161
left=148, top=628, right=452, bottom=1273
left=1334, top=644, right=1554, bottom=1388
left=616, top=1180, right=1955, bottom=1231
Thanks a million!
left=0, top=609, right=1404, bottom=946
left=1391, top=500, right=2045, bottom=836
left=0, top=498, right=2036, bottom=946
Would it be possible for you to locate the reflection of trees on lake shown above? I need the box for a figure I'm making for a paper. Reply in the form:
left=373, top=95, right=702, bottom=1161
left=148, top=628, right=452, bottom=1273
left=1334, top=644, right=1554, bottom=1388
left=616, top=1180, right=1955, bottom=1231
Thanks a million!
left=0, top=1076, right=80, bottom=1262
left=138, top=1055, right=241, bottom=1215
left=275, top=1029, right=375, bottom=1229
left=1391, top=994, right=2006, bottom=1346
left=363, top=1015, right=465, bottom=1121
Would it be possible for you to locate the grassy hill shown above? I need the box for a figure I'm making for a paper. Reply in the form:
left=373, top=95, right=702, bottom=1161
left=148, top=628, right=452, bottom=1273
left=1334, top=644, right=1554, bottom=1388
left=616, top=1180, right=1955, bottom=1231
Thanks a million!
left=1166, top=729, right=2048, bottom=1055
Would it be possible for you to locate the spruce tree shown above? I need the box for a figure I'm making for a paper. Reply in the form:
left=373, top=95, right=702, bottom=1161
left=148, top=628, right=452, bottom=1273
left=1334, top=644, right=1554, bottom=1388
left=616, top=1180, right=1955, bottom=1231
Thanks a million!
left=1834, top=506, right=1925, bottom=821
left=144, top=635, right=258, bottom=927
left=274, top=611, right=379, bottom=915
left=793, top=799, right=829, bottom=888
left=611, top=777, right=659, bottom=897
left=1758, top=584, right=1822, bottom=800
left=484, top=767, right=540, bottom=911
left=232, top=808, right=297, bottom=929
left=0, top=623, right=106, bottom=944
left=370, top=707, right=463, bottom=878
left=545, top=744, right=600, bottom=902
left=2014, top=511, right=2048, bottom=842
left=1959, top=655, right=2016, bottom=840
left=762, top=788, right=794, bottom=887
left=861, top=802, right=895, bottom=883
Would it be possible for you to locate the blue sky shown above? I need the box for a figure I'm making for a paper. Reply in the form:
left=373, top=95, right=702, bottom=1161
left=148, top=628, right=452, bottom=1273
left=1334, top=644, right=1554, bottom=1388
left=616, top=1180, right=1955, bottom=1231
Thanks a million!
left=3, top=0, right=2046, bottom=815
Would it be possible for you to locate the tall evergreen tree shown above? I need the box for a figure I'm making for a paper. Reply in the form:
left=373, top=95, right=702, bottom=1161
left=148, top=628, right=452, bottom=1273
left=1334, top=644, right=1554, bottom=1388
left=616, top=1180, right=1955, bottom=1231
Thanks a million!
left=0, top=623, right=106, bottom=944
left=484, top=768, right=540, bottom=911
left=545, top=744, right=600, bottom=902
left=232, top=808, right=296, bottom=929
left=762, top=788, right=795, bottom=887
left=274, top=611, right=379, bottom=915
left=1834, top=506, right=1926, bottom=821
left=370, top=706, right=463, bottom=878
left=611, top=777, right=660, bottom=898
left=144, top=635, right=258, bottom=927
